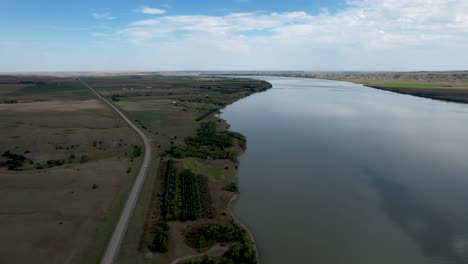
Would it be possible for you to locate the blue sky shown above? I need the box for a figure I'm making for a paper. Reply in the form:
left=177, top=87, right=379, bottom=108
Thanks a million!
left=1, top=0, right=467, bottom=71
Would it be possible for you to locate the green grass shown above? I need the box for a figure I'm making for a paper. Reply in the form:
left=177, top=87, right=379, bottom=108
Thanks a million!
left=0, top=84, right=25, bottom=95
left=369, top=82, right=451, bottom=89
left=15, top=83, right=86, bottom=94
left=183, top=157, right=224, bottom=181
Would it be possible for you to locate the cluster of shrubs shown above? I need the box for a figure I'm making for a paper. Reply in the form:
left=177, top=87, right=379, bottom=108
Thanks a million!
left=185, top=122, right=233, bottom=149
left=185, top=223, right=257, bottom=262
left=164, top=122, right=237, bottom=161
left=0, top=150, right=27, bottom=170
left=134, top=120, right=148, bottom=131
left=1, top=100, right=18, bottom=104
left=35, top=154, right=87, bottom=169
left=223, top=182, right=238, bottom=193
left=185, top=223, right=245, bottom=250
left=132, top=145, right=143, bottom=158
left=148, top=222, right=170, bottom=253
left=219, top=242, right=257, bottom=264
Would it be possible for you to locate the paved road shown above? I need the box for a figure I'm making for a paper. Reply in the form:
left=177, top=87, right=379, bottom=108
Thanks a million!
left=79, top=79, right=152, bottom=264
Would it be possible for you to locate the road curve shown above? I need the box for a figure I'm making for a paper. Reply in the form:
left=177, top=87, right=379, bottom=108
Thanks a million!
left=79, top=79, right=152, bottom=264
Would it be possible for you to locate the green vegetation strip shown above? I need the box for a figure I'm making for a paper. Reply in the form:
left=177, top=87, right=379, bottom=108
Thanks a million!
left=368, top=82, right=450, bottom=89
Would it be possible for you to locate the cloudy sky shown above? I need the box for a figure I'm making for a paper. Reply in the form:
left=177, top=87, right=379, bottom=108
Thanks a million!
left=1, top=0, right=468, bottom=71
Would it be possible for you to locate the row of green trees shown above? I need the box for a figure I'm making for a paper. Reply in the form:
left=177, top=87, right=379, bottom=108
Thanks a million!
left=161, top=159, right=180, bottom=220
left=160, top=160, right=201, bottom=221
left=197, top=175, right=215, bottom=218
left=164, top=146, right=235, bottom=161
left=179, top=170, right=201, bottom=221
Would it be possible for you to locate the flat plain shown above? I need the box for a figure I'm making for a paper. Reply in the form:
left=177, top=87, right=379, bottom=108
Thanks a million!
left=0, top=76, right=141, bottom=263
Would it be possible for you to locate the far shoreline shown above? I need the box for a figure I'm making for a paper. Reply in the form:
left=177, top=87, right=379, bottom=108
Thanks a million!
left=210, top=72, right=468, bottom=106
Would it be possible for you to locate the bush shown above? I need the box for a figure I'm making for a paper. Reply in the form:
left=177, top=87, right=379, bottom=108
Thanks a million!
left=132, top=145, right=143, bottom=158
left=148, top=229, right=169, bottom=253
left=1, top=150, right=27, bottom=170
left=185, top=224, right=245, bottom=250
left=219, top=242, right=256, bottom=264
left=157, top=221, right=170, bottom=231
left=224, top=183, right=238, bottom=193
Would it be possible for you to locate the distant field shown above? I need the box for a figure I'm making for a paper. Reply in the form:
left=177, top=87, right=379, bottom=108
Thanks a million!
left=256, top=71, right=468, bottom=104
left=0, top=76, right=93, bottom=101
left=366, top=82, right=453, bottom=89
left=15, top=83, right=86, bottom=94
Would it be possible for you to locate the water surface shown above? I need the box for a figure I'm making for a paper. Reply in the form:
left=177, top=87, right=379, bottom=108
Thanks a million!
left=221, top=76, right=468, bottom=264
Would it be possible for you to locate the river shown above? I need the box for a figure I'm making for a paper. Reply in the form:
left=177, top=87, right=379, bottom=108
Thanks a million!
left=220, top=76, right=468, bottom=264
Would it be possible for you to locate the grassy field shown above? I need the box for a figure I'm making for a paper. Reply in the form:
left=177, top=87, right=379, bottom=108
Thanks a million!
left=183, top=157, right=225, bottom=181
left=0, top=76, right=141, bottom=263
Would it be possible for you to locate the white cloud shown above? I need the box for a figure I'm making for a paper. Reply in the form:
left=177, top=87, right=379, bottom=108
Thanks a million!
left=92, top=12, right=116, bottom=20
left=4, top=0, right=468, bottom=71
left=137, top=6, right=166, bottom=15
left=122, top=0, right=468, bottom=50
left=88, top=0, right=465, bottom=70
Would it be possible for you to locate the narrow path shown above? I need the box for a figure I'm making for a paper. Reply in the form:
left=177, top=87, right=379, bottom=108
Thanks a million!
left=169, top=244, right=227, bottom=264
left=79, top=79, right=152, bottom=264
left=170, top=193, right=259, bottom=264
left=227, top=193, right=260, bottom=264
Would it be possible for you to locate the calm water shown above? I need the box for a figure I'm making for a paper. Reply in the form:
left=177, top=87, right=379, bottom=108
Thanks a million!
left=221, top=77, right=468, bottom=264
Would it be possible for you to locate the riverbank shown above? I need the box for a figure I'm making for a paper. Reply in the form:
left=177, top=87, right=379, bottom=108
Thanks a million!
left=291, top=71, right=468, bottom=105
left=215, top=71, right=468, bottom=105
left=363, top=85, right=468, bottom=104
